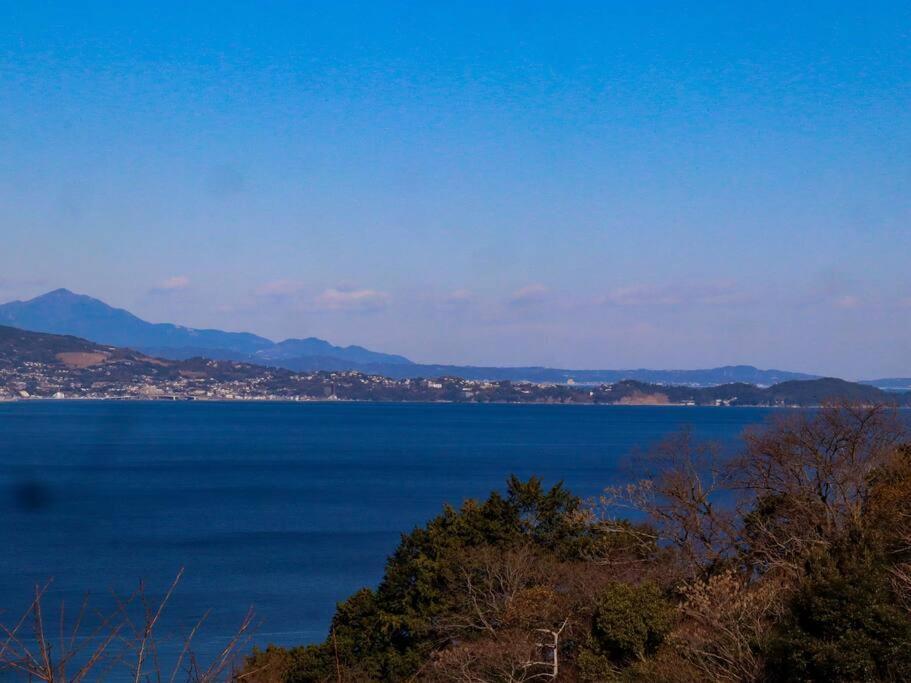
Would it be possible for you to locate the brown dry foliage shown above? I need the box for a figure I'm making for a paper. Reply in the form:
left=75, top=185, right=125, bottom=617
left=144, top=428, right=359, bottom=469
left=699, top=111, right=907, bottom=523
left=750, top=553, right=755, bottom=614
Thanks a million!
left=670, top=570, right=783, bottom=683
left=740, top=403, right=906, bottom=578
left=596, top=430, right=739, bottom=577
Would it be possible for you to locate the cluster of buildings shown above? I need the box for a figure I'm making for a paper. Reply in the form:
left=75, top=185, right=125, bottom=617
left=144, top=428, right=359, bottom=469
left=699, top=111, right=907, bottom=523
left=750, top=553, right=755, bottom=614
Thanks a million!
left=0, top=355, right=577, bottom=403
left=3, top=350, right=792, bottom=406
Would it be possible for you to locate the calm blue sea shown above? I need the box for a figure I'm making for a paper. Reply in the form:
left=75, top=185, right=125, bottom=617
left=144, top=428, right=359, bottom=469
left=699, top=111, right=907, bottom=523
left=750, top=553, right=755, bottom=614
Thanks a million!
left=0, top=401, right=775, bottom=666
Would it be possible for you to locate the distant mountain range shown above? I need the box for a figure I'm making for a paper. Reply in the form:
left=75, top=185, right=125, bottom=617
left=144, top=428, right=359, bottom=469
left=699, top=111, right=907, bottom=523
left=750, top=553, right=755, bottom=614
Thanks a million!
left=346, top=363, right=819, bottom=386
left=861, top=378, right=911, bottom=392
left=0, top=289, right=904, bottom=388
left=0, top=289, right=411, bottom=367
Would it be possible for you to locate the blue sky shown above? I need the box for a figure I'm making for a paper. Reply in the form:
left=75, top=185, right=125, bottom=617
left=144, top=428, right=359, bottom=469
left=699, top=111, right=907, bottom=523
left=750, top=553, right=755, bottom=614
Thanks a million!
left=1, top=2, right=909, bottom=377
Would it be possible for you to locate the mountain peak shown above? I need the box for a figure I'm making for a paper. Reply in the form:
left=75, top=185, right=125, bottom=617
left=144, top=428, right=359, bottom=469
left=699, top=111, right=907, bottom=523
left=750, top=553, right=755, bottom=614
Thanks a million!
left=0, top=288, right=412, bottom=367
left=29, top=288, right=97, bottom=304
left=37, top=287, right=77, bottom=301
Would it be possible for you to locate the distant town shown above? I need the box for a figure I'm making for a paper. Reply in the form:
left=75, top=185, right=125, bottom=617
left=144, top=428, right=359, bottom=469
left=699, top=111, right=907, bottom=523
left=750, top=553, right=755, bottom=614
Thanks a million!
left=1, top=324, right=908, bottom=407
left=1, top=360, right=586, bottom=404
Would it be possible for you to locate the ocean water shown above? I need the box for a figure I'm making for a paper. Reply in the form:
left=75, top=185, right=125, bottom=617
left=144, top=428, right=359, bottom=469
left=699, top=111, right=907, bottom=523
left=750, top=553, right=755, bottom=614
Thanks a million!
left=0, top=401, right=776, bottom=667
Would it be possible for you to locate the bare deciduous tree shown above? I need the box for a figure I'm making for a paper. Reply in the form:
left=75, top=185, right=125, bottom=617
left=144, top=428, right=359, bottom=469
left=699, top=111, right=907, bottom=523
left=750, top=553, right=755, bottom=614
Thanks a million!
left=429, top=545, right=574, bottom=683
left=596, top=430, right=738, bottom=576
left=0, top=569, right=254, bottom=682
left=740, top=403, right=906, bottom=577
left=439, top=546, right=543, bottom=637
left=430, top=620, right=569, bottom=683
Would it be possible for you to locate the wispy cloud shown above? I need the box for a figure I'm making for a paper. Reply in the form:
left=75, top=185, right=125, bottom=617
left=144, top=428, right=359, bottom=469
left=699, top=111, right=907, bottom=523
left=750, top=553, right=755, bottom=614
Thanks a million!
left=151, top=275, right=190, bottom=292
left=508, top=284, right=548, bottom=307
left=439, top=288, right=475, bottom=309
left=834, top=295, right=861, bottom=309
left=602, top=281, right=750, bottom=307
left=313, top=288, right=390, bottom=312
left=446, top=288, right=473, bottom=302
left=254, top=279, right=306, bottom=298
left=603, top=284, right=680, bottom=307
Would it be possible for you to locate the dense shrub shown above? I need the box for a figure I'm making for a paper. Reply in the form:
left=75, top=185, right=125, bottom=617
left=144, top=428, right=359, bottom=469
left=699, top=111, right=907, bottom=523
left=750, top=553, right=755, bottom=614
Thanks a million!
left=589, top=582, right=673, bottom=664
left=765, top=542, right=911, bottom=682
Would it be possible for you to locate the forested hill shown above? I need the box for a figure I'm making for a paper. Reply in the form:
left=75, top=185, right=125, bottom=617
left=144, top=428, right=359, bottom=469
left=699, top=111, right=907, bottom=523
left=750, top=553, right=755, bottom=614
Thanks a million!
left=239, top=405, right=911, bottom=681
left=600, top=377, right=907, bottom=406
left=0, top=324, right=139, bottom=366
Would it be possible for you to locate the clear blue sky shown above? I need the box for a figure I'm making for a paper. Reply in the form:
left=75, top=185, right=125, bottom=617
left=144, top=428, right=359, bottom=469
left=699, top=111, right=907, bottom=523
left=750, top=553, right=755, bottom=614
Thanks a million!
left=1, top=1, right=909, bottom=378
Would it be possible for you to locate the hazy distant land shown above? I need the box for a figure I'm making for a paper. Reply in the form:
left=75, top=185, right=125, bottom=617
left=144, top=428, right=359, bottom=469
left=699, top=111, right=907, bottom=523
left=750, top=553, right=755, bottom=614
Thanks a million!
left=1, top=289, right=904, bottom=391
left=1, top=323, right=907, bottom=407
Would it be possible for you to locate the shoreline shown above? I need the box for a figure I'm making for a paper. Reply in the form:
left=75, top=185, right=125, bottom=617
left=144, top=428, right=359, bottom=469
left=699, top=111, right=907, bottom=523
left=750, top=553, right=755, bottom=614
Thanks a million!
left=0, top=397, right=863, bottom=409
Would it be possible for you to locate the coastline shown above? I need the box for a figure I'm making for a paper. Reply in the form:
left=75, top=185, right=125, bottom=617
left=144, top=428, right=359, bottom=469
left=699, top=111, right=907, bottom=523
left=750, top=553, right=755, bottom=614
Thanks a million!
left=0, top=396, right=843, bottom=408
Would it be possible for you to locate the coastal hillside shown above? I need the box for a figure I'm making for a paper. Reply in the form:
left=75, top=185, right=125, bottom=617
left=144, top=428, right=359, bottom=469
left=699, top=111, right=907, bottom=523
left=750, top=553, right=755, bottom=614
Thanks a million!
left=240, top=405, right=911, bottom=681
left=324, top=362, right=821, bottom=386
left=0, top=325, right=907, bottom=406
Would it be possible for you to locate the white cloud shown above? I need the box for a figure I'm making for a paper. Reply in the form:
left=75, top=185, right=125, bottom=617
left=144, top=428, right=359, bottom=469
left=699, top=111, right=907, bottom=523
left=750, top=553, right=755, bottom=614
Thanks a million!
left=440, top=289, right=474, bottom=308
left=313, top=288, right=390, bottom=312
left=508, top=284, right=548, bottom=307
left=153, top=275, right=190, bottom=291
left=834, top=295, right=861, bottom=309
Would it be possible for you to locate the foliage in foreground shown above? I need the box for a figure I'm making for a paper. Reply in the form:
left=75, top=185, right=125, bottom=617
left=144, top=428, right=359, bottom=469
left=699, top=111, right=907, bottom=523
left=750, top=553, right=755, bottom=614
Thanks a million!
left=0, top=568, right=254, bottom=682
left=241, top=403, right=911, bottom=682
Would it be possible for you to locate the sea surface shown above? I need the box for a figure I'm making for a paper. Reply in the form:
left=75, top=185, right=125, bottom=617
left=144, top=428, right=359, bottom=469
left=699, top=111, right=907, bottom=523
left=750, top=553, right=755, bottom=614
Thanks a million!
left=0, top=401, right=777, bottom=667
